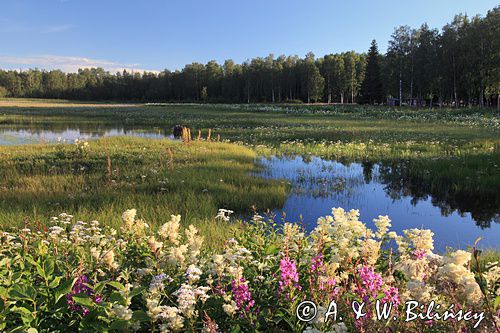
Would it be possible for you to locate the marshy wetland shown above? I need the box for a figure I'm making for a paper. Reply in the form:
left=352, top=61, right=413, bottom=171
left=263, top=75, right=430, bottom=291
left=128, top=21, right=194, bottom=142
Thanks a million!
left=0, top=100, right=498, bottom=251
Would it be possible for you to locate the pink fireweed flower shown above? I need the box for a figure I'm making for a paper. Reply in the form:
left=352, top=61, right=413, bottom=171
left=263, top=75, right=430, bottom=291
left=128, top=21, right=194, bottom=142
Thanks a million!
left=279, top=257, right=301, bottom=296
left=310, top=253, right=325, bottom=275
left=66, top=275, right=101, bottom=316
left=231, top=278, right=256, bottom=315
left=382, top=286, right=400, bottom=305
left=413, top=249, right=427, bottom=260
left=357, top=266, right=383, bottom=300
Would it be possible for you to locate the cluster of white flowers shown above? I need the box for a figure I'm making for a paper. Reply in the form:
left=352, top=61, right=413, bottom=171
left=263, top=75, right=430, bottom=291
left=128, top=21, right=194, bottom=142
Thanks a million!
left=1, top=207, right=497, bottom=332
left=397, top=228, right=435, bottom=254
left=215, top=208, right=234, bottom=222
left=312, top=207, right=370, bottom=261
left=373, top=215, right=391, bottom=239
left=483, top=261, right=500, bottom=297
left=158, top=214, right=181, bottom=245
left=74, top=138, right=89, bottom=151
left=158, top=306, right=184, bottom=332
left=112, top=304, right=133, bottom=320
left=439, top=250, right=483, bottom=305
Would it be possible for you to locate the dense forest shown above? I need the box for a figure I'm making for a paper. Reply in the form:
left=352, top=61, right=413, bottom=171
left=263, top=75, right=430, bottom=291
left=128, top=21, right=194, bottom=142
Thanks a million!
left=0, top=6, right=498, bottom=106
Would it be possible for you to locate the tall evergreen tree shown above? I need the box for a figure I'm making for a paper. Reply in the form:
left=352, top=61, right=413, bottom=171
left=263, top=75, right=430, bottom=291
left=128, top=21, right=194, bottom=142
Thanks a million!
left=360, top=40, right=384, bottom=104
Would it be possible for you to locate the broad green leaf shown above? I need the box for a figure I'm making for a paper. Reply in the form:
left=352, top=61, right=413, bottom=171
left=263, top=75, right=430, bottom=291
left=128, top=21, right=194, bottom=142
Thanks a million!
left=42, top=259, right=55, bottom=278
left=49, top=276, right=63, bottom=289
left=72, top=294, right=95, bottom=308
left=132, top=310, right=149, bottom=322
left=109, top=319, right=128, bottom=330
left=55, top=278, right=74, bottom=303
left=129, top=286, right=146, bottom=298
left=109, top=292, right=127, bottom=305
left=11, top=306, right=34, bottom=318
left=107, top=281, right=126, bottom=291
left=9, top=285, right=37, bottom=301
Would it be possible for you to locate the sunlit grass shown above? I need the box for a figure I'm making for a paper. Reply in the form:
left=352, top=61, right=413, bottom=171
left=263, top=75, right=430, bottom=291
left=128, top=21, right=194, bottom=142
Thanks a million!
left=0, top=137, right=287, bottom=249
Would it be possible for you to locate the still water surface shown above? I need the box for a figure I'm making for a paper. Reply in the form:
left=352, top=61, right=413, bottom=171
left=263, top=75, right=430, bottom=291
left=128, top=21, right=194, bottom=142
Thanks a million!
left=257, top=156, right=499, bottom=252
left=1, top=126, right=498, bottom=251
left=0, top=126, right=172, bottom=145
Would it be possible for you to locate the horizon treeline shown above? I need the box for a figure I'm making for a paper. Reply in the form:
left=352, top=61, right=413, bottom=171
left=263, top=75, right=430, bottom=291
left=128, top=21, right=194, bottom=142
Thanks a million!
left=0, top=6, right=498, bottom=106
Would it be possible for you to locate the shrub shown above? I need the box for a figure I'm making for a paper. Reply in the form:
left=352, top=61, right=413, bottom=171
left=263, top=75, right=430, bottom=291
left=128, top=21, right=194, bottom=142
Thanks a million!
left=0, top=208, right=498, bottom=332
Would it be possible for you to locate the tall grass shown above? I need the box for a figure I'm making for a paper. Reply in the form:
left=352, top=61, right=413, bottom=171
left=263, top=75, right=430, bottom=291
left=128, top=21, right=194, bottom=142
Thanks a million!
left=0, top=137, right=288, bottom=249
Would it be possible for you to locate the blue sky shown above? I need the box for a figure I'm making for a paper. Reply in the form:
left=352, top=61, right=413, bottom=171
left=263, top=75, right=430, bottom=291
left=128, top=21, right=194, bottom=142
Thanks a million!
left=0, top=0, right=497, bottom=72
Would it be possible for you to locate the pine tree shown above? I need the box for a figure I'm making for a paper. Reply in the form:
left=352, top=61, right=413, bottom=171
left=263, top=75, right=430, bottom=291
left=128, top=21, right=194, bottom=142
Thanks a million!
left=360, top=40, right=385, bottom=104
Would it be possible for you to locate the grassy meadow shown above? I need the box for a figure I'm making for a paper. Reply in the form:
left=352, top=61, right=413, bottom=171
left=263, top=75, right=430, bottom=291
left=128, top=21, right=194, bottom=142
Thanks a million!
left=0, top=135, right=288, bottom=249
left=0, top=99, right=498, bottom=242
left=1, top=99, right=499, bottom=332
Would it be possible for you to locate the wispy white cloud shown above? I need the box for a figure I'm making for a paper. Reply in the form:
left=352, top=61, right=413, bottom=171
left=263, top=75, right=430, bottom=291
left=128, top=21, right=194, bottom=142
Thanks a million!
left=0, top=19, right=73, bottom=34
left=0, top=55, right=160, bottom=73
left=40, top=24, right=74, bottom=34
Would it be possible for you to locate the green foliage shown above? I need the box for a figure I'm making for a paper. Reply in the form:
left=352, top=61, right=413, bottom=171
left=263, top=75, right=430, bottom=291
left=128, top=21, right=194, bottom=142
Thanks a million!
left=0, top=6, right=497, bottom=106
left=359, top=40, right=384, bottom=104
left=1, top=208, right=498, bottom=332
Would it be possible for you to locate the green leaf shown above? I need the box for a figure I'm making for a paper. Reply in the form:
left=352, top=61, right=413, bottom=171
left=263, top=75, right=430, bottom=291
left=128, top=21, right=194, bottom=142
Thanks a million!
left=9, top=285, right=37, bottom=302
left=230, top=325, right=241, bottom=333
left=109, top=292, right=126, bottom=305
left=72, top=294, right=95, bottom=308
left=94, top=281, right=108, bottom=294
left=129, top=286, right=146, bottom=299
left=49, top=276, right=63, bottom=289
left=109, top=319, right=129, bottom=330
left=11, top=306, right=34, bottom=318
left=42, top=259, right=55, bottom=278
left=35, top=262, right=45, bottom=279
left=132, top=310, right=149, bottom=322
left=494, top=295, right=500, bottom=310
left=27, top=328, right=38, bottom=333
left=55, top=278, right=74, bottom=303
left=265, top=244, right=278, bottom=255
left=107, top=281, right=125, bottom=291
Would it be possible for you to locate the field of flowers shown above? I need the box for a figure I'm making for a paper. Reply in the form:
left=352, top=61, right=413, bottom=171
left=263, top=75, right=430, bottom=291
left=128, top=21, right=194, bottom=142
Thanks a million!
left=1, top=207, right=498, bottom=332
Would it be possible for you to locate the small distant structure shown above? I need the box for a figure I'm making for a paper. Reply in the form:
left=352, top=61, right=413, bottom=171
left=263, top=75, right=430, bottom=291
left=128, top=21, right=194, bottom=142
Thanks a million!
left=386, top=97, right=423, bottom=107
left=387, top=98, right=399, bottom=107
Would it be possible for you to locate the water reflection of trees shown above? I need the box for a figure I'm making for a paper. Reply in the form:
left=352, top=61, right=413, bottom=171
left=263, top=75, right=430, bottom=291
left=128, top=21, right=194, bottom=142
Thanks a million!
left=373, top=160, right=499, bottom=228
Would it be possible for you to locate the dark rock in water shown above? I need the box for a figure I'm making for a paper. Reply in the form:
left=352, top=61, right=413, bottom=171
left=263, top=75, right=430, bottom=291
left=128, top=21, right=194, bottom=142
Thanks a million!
left=173, top=125, right=184, bottom=138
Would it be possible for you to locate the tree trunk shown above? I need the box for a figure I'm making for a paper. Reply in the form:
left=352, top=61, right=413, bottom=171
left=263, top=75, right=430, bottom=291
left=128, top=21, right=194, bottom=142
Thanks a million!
left=399, top=74, right=402, bottom=107
left=453, top=55, right=458, bottom=108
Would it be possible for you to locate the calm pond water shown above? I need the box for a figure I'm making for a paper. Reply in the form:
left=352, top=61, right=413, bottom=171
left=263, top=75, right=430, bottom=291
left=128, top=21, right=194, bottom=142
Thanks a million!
left=257, top=156, right=500, bottom=252
left=0, top=126, right=173, bottom=145
left=1, top=126, right=498, bottom=251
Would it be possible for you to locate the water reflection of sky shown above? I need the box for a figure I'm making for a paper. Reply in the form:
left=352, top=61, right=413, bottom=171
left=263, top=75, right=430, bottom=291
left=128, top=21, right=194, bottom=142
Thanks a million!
left=0, top=127, right=173, bottom=145
left=257, top=156, right=500, bottom=252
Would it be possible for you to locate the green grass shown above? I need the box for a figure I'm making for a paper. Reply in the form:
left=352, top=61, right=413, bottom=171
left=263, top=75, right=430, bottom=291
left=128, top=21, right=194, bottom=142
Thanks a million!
left=0, top=101, right=498, bottom=155
left=0, top=136, right=287, bottom=249
left=0, top=99, right=498, bottom=249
